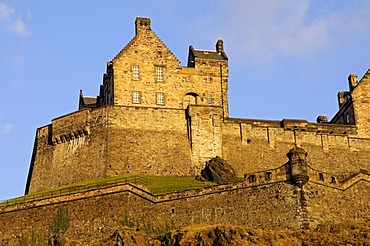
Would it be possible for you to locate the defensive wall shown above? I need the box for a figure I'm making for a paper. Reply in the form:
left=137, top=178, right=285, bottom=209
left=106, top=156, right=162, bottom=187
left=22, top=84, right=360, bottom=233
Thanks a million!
left=27, top=102, right=370, bottom=193
left=2, top=164, right=370, bottom=244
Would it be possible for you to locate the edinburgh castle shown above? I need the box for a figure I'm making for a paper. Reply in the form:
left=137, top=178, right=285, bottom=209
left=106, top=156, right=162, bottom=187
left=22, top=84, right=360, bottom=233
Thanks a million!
left=0, top=17, right=369, bottom=245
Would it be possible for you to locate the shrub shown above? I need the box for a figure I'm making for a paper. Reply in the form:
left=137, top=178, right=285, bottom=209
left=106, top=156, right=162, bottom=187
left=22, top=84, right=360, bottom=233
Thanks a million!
left=49, top=206, right=70, bottom=234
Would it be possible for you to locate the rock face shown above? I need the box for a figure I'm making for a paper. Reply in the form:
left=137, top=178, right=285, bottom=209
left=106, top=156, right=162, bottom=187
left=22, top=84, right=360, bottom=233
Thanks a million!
left=20, top=223, right=370, bottom=245
left=198, top=156, right=237, bottom=184
left=160, top=224, right=370, bottom=246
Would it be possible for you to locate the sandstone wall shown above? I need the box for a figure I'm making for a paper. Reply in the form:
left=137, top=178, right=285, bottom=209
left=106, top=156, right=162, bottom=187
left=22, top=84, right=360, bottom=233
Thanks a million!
left=105, top=106, right=191, bottom=176
left=110, top=18, right=228, bottom=114
left=352, top=70, right=370, bottom=137
left=222, top=118, right=370, bottom=175
left=27, top=102, right=370, bottom=194
left=0, top=182, right=298, bottom=244
left=26, top=105, right=194, bottom=193
left=2, top=175, right=369, bottom=244
left=27, top=109, right=109, bottom=193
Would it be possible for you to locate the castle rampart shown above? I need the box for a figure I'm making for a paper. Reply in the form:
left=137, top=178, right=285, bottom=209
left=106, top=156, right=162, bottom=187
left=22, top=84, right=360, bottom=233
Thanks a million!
left=27, top=100, right=370, bottom=193
left=2, top=166, right=370, bottom=243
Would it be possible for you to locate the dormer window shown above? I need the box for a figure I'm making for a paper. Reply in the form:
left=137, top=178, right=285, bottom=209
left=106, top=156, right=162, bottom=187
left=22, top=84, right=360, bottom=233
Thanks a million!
left=132, top=65, right=140, bottom=80
left=156, top=66, right=164, bottom=82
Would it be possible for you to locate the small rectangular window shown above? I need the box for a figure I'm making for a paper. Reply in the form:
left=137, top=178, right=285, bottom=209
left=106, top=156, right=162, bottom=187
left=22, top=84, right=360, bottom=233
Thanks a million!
left=132, top=65, right=140, bottom=80
left=208, top=95, right=212, bottom=105
left=156, top=66, right=164, bottom=82
left=265, top=172, right=272, bottom=181
left=156, top=92, right=165, bottom=105
left=319, top=173, right=324, bottom=181
left=132, top=91, right=141, bottom=104
left=206, top=74, right=212, bottom=83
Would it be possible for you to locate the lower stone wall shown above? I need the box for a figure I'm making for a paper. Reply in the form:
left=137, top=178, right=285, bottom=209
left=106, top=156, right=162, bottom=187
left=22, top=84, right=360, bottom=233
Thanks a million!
left=305, top=181, right=370, bottom=228
left=1, top=177, right=369, bottom=244
left=222, top=120, right=370, bottom=176
left=0, top=182, right=298, bottom=244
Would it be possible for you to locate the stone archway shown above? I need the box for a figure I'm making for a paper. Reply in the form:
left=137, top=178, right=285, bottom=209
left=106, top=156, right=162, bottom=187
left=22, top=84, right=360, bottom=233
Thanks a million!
left=183, top=92, right=200, bottom=108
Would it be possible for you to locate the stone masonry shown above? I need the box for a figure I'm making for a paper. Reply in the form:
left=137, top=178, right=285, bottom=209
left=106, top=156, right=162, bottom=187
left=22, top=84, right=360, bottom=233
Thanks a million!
left=25, top=17, right=370, bottom=194
left=1, top=17, right=370, bottom=244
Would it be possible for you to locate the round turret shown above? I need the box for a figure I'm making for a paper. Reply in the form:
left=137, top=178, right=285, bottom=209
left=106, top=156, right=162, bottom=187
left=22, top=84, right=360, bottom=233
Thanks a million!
left=287, top=146, right=309, bottom=187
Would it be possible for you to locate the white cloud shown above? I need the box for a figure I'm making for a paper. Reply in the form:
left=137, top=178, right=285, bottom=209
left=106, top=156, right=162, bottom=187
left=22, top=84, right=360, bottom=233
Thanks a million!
left=11, top=18, right=30, bottom=36
left=0, top=3, right=30, bottom=36
left=218, top=1, right=332, bottom=62
left=0, top=3, right=14, bottom=20
left=0, top=123, right=12, bottom=135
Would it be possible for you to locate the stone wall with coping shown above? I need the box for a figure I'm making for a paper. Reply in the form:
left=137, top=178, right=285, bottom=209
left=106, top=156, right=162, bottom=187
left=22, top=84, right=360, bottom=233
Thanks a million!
left=2, top=171, right=370, bottom=244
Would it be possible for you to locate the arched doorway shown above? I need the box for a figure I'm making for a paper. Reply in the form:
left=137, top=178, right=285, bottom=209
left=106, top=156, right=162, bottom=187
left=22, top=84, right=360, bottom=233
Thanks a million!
left=183, top=92, right=200, bottom=108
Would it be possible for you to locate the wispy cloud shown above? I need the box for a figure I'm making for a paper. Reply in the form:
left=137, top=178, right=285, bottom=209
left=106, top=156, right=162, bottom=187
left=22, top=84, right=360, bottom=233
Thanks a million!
left=0, top=2, right=14, bottom=20
left=216, top=1, right=332, bottom=63
left=0, top=3, right=30, bottom=36
left=0, top=123, right=12, bottom=135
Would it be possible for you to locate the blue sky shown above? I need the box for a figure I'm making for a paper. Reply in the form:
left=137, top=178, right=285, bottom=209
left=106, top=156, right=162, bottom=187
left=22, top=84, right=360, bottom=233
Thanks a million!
left=1, top=1, right=370, bottom=201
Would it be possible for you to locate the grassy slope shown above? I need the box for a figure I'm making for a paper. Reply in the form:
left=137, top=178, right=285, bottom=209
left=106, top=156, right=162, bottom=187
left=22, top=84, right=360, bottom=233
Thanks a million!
left=0, top=175, right=218, bottom=206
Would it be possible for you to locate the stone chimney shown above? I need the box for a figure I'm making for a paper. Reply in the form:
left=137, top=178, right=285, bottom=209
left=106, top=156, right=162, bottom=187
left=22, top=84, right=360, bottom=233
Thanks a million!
left=316, top=115, right=328, bottom=123
left=216, top=39, right=224, bottom=53
left=337, top=91, right=345, bottom=107
left=348, top=73, right=358, bottom=92
left=135, top=17, right=151, bottom=36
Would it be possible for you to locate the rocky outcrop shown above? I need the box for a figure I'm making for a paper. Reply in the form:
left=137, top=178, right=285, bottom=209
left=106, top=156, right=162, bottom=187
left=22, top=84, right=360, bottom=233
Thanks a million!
left=160, top=224, right=370, bottom=246
left=23, top=222, right=370, bottom=245
left=197, top=156, right=238, bottom=184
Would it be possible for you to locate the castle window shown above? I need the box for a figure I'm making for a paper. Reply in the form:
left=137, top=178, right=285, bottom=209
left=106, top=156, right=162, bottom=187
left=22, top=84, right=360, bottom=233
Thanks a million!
left=208, top=95, right=212, bottom=105
left=331, top=176, right=336, bottom=184
left=319, top=173, right=324, bottom=181
left=248, top=174, right=256, bottom=183
left=156, top=66, right=164, bottom=82
left=132, top=65, right=140, bottom=80
left=132, top=91, right=141, bottom=104
left=206, top=74, right=212, bottom=83
left=265, top=172, right=272, bottom=181
left=156, top=92, right=165, bottom=105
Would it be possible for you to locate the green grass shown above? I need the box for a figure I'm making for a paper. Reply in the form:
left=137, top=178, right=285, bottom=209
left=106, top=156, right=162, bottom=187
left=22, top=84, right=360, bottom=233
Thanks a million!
left=143, top=175, right=216, bottom=195
left=0, top=175, right=219, bottom=207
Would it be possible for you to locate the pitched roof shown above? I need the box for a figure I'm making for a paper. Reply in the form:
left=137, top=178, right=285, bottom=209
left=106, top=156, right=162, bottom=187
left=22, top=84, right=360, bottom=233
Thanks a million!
left=192, top=49, right=227, bottom=61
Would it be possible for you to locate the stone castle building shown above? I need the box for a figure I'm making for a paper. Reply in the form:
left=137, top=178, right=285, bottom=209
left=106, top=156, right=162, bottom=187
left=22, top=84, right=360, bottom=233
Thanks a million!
left=25, top=17, right=370, bottom=194
left=1, top=17, right=369, bottom=244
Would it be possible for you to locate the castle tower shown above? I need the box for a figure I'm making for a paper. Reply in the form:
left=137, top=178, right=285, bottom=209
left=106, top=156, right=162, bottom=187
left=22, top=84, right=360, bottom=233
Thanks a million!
left=331, top=70, right=370, bottom=134
left=87, top=17, right=229, bottom=117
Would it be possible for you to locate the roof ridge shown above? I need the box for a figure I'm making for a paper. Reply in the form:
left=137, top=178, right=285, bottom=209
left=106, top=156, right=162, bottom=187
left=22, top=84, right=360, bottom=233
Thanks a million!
left=112, top=36, right=136, bottom=61
left=151, top=30, right=180, bottom=64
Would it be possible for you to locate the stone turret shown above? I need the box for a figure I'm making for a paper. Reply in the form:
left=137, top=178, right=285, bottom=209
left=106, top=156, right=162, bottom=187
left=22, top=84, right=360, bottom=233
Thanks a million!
left=286, top=146, right=309, bottom=187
